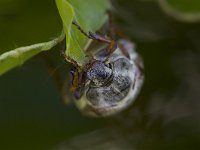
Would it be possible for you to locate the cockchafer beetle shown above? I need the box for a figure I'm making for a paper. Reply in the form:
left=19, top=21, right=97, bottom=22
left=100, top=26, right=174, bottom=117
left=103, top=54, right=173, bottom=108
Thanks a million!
left=61, top=16, right=144, bottom=117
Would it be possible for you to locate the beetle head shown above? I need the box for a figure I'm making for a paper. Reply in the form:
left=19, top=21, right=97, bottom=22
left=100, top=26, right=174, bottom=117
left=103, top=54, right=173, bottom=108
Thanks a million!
left=86, top=61, right=112, bottom=87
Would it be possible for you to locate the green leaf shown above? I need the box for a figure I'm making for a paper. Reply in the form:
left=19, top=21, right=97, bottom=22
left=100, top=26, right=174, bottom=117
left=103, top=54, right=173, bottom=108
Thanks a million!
left=0, top=31, right=65, bottom=76
left=0, top=0, right=110, bottom=76
left=56, top=0, right=110, bottom=64
left=159, top=0, right=200, bottom=22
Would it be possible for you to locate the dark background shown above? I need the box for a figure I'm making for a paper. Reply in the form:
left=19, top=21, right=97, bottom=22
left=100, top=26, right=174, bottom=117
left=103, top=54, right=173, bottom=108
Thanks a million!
left=0, top=0, right=200, bottom=150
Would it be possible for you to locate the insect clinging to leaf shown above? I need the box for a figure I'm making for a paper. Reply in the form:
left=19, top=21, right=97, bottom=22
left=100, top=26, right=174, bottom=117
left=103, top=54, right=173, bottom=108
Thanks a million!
left=61, top=12, right=144, bottom=117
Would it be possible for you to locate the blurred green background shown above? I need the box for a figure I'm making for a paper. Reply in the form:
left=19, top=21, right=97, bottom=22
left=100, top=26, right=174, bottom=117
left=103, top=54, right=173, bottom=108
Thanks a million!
left=0, top=0, right=200, bottom=150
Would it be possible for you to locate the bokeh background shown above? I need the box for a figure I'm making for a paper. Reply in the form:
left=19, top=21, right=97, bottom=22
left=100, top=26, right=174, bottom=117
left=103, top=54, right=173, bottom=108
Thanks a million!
left=0, top=0, right=200, bottom=150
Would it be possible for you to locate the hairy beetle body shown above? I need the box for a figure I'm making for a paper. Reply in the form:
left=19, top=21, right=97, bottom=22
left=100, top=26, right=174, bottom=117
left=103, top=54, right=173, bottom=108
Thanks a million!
left=73, top=40, right=144, bottom=117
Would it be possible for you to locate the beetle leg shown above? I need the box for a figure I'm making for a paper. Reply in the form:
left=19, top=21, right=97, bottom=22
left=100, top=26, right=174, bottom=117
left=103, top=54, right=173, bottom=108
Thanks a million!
left=72, top=21, right=94, bottom=39
left=72, top=21, right=118, bottom=57
left=72, top=21, right=111, bottom=43
left=106, top=11, right=131, bottom=59
left=89, top=32, right=118, bottom=58
left=60, top=50, right=80, bottom=68
left=107, top=10, right=116, bottom=40
left=60, top=40, right=81, bottom=69
left=70, top=69, right=87, bottom=100
left=70, top=70, right=79, bottom=92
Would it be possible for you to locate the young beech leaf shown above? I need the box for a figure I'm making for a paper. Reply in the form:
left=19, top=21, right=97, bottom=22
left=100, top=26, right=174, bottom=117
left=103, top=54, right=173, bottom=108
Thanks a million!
left=0, top=0, right=110, bottom=76
left=0, top=31, right=65, bottom=76
left=56, top=0, right=110, bottom=64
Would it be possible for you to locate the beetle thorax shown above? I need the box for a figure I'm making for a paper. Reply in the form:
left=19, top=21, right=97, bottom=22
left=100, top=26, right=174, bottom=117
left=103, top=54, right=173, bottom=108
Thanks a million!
left=86, top=61, right=113, bottom=87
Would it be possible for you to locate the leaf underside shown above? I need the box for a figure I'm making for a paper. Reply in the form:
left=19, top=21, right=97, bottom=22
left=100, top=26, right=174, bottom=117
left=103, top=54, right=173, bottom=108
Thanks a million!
left=56, top=0, right=110, bottom=64
left=0, top=0, right=110, bottom=76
